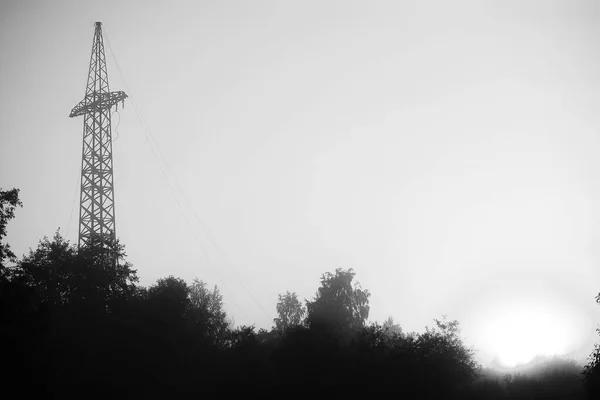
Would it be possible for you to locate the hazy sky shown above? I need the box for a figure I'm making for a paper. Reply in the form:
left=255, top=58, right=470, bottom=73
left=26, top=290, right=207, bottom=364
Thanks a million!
left=2, top=0, right=600, bottom=366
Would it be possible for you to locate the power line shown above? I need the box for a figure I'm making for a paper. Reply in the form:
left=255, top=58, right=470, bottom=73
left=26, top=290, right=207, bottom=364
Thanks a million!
left=124, top=90, right=247, bottom=320
left=65, top=158, right=81, bottom=240
left=104, top=30, right=270, bottom=325
left=124, top=97, right=270, bottom=322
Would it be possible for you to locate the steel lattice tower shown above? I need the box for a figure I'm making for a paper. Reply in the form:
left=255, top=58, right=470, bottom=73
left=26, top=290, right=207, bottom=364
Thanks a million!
left=70, top=22, right=127, bottom=247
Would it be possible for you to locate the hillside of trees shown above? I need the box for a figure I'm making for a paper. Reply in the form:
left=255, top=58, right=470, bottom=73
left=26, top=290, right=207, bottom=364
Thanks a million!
left=1, top=187, right=599, bottom=399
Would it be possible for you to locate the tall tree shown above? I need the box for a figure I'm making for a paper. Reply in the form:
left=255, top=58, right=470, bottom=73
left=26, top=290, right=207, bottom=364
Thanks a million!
left=582, top=294, right=600, bottom=397
left=188, top=278, right=230, bottom=345
left=17, top=231, right=76, bottom=307
left=413, top=315, right=482, bottom=396
left=274, top=291, right=305, bottom=332
left=74, top=235, right=138, bottom=310
left=382, top=316, right=403, bottom=338
left=306, top=267, right=370, bottom=332
left=0, top=188, right=22, bottom=271
left=147, top=275, right=190, bottom=324
left=18, top=231, right=138, bottom=312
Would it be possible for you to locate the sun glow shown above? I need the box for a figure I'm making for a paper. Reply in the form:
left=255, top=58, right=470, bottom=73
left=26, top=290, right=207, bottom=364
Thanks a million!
left=485, top=304, right=571, bottom=367
left=465, top=279, right=590, bottom=369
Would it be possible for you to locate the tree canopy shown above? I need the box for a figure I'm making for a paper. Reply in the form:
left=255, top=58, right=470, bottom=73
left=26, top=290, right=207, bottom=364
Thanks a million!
left=306, top=267, right=370, bottom=333
left=0, top=187, right=22, bottom=270
left=188, top=278, right=231, bottom=345
left=0, top=189, right=590, bottom=398
left=582, top=293, right=600, bottom=397
left=274, top=290, right=305, bottom=332
left=17, top=231, right=138, bottom=313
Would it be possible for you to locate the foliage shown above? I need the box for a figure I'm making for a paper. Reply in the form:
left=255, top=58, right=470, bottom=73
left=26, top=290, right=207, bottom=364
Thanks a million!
left=147, top=275, right=190, bottom=323
left=273, top=290, right=305, bottom=332
left=582, top=292, right=600, bottom=398
left=471, top=357, right=587, bottom=399
left=382, top=316, right=403, bottom=338
left=582, top=337, right=600, bottom=395
left=0, top=187, right=22, bottom=269
left=188, top=278, right=231, bottom=345
left=226, top=324, right=257, bottom=348
left=17, top=231, right=138, bottom=313
left=413, top=315, right=482, bottom=395
left=16, top=231, right=76, bottom=307
left=0, top=214, right=593, bottom=398
left=305, top=267, right=370, bottom=333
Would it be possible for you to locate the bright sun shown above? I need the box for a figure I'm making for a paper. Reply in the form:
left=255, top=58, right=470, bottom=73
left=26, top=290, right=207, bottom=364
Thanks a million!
left=467, top=279, right=588, bottom=369
left=484, top=304, right=571, bottom=367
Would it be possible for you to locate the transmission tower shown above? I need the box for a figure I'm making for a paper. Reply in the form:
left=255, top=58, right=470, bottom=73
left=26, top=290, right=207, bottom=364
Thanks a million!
left=70, top=22, right=127, bottom=248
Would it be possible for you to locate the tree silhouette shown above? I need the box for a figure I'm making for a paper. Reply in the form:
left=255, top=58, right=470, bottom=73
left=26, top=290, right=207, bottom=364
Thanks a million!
left=18, top=231, right=138, bottom=313
left=382, top=316, right=403, bottom=338
left=17, top=231, right=75, bottom=308
left=274, top=290, right=305, bottom=332
left=0, top=187, right=22, bottom=271
left=582, top=293, right=600, bottom=397
left=188, top=278, right=231, bottom=346
left=147, top=275, right=190, bottom=324
left=413, top=315, right=482, bottom=397
left=306, top=267, right=370, bottom=333
left=1, top=194, right=593, bottom=398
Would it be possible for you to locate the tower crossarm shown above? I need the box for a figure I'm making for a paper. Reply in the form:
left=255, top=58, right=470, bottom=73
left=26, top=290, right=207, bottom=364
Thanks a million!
left=69, top=90, right=128, bottom=118
left=71, top=22, right=125, bottom=248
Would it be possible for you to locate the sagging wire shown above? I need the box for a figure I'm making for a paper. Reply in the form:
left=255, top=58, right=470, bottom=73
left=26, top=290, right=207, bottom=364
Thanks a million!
left=65, top=165, right=81, bottom=239
left=112, top=109, right=121, bottom=142
left=104, top=27, right=269, bottom=326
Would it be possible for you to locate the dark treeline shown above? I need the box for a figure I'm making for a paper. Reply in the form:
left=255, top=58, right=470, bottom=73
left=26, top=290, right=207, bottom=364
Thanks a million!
left=1, top=187, right=599, bottom=399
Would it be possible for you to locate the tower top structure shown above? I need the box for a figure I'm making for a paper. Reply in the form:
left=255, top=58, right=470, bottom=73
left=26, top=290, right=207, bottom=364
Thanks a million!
left=70, top=22, right=127, bottom=247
